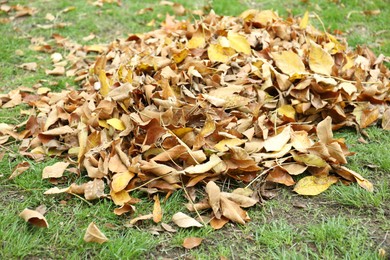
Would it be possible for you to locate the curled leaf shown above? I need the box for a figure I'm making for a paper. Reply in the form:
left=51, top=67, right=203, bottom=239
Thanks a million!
left=83, top=222, right=108, bottom=244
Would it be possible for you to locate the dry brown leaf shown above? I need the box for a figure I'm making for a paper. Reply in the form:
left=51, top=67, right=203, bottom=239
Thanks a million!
left=182, top=237, right=203, bottom=249
left=83, top=222, right=108, bottom=244
left=153, top=195, right=162, bottom=223
left=42, top=162, right=69, bottom=179
left=205, top=181, right=221, bottom=218
left=220, top=196, right=248, bottom=224
left=263, top=126, right=291, bottom=152
left=19, top=208, right=49, bottom=228
left=270, top=51, right=306, bottom=76
left=172, top=212, right=203, bottom=228
left=9, top=161, right=30, bottom=179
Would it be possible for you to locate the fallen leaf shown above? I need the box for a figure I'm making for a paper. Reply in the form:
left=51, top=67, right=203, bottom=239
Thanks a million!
left=19, top=208, right=49, bottom=228
left=153, top=195, right=162, bottom=223
left=42, top=162, right=69, bottom=179
left=293, top=175, right=338, bottom=195
left=270, top=51, right=306, bottom=76
left=172, top=212, right=203, bottom=228
left=9, top=161, right=30, bottom=179
left=182, top=237, right=203, bottom=249
left=309, top=40, right=334, bottom=75
left=83, top=222, right=108, bottom=244
left=206, top=181, right=221, bottom=218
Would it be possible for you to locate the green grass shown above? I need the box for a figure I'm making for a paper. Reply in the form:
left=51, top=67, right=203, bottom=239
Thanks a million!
left=1, top=0, right=389, bottom=259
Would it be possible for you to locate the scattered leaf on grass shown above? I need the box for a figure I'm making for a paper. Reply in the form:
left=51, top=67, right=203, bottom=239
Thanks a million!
left=83, top=222, right=108, bottom=244
left=182, top=237, right=203, bottom=249
left=19, top=208, right=49, bottom=228
left=293, top=175, right=339, bottom=195
left=172, top=212, right=203, bottom=228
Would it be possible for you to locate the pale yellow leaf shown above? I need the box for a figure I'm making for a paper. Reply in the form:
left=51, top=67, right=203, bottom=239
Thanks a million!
left=208, top=44, right=235, bottom=63
left=107, top=118, right=125, bottom=131
left=111, top=171, right=134, bottom=192
left=317, top=116, right=333, bottom=144
left=292, top=152, right=328, bottom=167
left=309, top=40, right=334, bottom=75
left=293, top=175, right=338, bottom=195
left=214, top=138, right=246, bottom=152
left=172, top=212, right=203, bottom=228
left=299, top=11, right=309, bottom=29
left=42, top=162, right=69, bottom=179
left=227, top=31, right=251, bottom=54
left=206, top=181, right=221, bottom=218
left=263, top=126, right=291, bottom=152
left=270, top=51, right=306, bottom=76
left=98, top=69, right=110, bottom=97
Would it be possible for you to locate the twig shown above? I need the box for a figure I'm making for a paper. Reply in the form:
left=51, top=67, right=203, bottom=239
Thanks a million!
left=180, top=175, right=207, bottom=226
left=69, top=192, right=93, bottom=206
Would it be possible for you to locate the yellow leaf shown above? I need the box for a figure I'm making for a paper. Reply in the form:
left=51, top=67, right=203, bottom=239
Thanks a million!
left=208, top=44, right=235, bottom=63
left=270, top=51, right=306, bottom=76
left=214, top=138, right=246, bottom=152
left=172, top=49, right=188, bottom=64
left=98, top=69, right=109, bottom=97
left=299, top=11, right=309, bottom=29
left=187, top=34, right=205, bottom=49
left=227, top=31, right=251, bottom=54
left=277, top=105, right=296, bottom=121
left=107, top=118, right=125, bottom=131
left=111, top=190, right=131, bottom=205
left=111, top=171, right=134, bottom=193
left=98, top=119, right=110, bottom=129
left=171, top=127, right=193, bottom=138
left=309, top=40, right=334, bottom=75
left=292, top=152, right=328, bottom=167
left=293, top=175, right=338, bottom=195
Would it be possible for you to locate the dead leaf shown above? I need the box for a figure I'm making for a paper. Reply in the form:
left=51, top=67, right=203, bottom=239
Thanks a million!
left=9, top=161, right=30, bottom=179
left=293, top=175, right=338, bottom=195
left=309, top=40, right=334, bottom=75
left=153, top=195, right=162, bottom=223
left=172, top=212, right=203, bottom=228
left=19, top=208, right=49, bottom=228
left=270, top=51, right=306, bottom=76
left=83, top=222, right=108, bottom=244
left=42, top=162, right=69, bottom=179
left=206, top=181, right=221, bottom=218
left=182, top=237, right=203, bottom=249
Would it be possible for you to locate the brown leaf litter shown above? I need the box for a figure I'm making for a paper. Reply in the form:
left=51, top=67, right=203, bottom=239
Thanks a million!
left=2, top=9, right=389, bottom=230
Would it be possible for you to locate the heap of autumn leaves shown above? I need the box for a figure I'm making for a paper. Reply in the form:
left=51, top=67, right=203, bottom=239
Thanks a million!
left=2, top=10, right=390, bottom=229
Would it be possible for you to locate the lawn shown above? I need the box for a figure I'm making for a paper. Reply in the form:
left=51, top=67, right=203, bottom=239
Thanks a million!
left=0, top=0, right=389, bottom=259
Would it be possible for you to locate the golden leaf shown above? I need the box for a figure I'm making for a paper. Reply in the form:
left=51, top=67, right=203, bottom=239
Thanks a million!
left=111, top=171, right=134, bottom=193
left=293, top=175, right=338, bottom=195
left=107, top=118, right=125, bottom=131
left=208, top=44, right=235, bottom=63
left=153, top=195, right=162, bottom=223
left=309, top=40, right=334, bottom=75
left=98, top=69, right=110, bottom=97
left=270, top=51, right=306, bottom=76
left=227, top=31, right=251, bottom=54
left=299, top=11, right=309, bottom=29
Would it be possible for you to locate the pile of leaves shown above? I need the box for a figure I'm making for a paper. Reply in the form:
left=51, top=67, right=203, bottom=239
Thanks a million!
left=1, top=9, right=390, bottom=231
